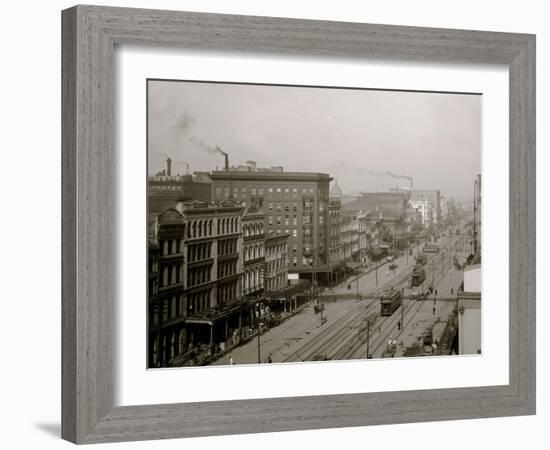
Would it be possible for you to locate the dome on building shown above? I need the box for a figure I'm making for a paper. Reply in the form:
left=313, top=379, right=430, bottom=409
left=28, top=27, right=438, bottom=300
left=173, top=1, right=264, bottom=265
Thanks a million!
left=330, top=179, right=343, bottom=199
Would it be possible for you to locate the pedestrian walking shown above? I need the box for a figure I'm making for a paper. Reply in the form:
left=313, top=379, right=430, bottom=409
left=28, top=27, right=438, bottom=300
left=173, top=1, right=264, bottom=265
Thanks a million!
left=229, top=355, right=234, bottom=365
left=397, top=320, right=401, bottom=331
left=267, top=355, right=273, bottom=364
left=432, top=306, right=436, bottom=315
left=451, top=287, right=454, bottom=295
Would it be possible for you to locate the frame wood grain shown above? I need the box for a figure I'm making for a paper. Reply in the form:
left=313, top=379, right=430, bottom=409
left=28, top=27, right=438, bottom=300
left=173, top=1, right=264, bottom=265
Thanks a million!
left=61, top=5, right=536, bottom=444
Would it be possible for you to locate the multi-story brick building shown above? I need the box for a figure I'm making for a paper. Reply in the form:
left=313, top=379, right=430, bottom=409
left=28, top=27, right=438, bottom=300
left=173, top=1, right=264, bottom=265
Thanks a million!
left=210, top=161, right=334, bottom=283
left=147, top=158, right=212, bottom=232
left=411, top=189, right=441, bottom=228
left=409, top=199, right=432, bottom=227
left=328, top=182, right=344, bottom=279
left=264, top=233, right=289, bottom=293
left=340, top=213, right=353, bottom=263
left=343, top=192, right=408, bottom=218
left=148, top=199, right=247, bottom=367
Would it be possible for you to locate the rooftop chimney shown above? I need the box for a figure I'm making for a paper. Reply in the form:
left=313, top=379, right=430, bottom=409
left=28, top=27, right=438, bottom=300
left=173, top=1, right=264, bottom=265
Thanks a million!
left=224, top=154, right=229, bottom=172
left=166, top=158, right=172, bottom=176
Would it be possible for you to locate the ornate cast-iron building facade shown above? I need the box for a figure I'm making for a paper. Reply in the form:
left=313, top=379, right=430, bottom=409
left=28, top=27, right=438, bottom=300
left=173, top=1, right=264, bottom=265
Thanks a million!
left=148, top=199, right=247, bottom=367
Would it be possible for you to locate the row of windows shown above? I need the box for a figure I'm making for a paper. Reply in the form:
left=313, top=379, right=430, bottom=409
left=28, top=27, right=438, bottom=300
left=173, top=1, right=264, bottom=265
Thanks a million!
left=150, top=329, right=187, bottom=365
left=160, top=264, right=183, bottom=288
left=243, top=268, right=263, bottom=294
left=265, top=273, right=287, bottom=292
left=188, top=266, right=211, bottom=287
left=218, top=280, right=238, bottom=304
left=186, top=216, right=240, bottom=239
left=243, top=222, right=264, bottom=237
left=188, top=242, right=212, bottom=263
left=218, top=260, right=238, bottom=279
left=268, top=202, right=299, bottom=212
left=219, top=238, right=238, bottom=256
left=244, top=244, right=264, bottom=262
left=266, top=228, right=298, bottom=238
left=265, top=242, right=287, bottom=257
left=215, top=186, right=317, bottom=199
left=151, top=294, right=185, bottom=325
left=160, top=239, right=183, bottom=257
left=188, top=289, right=211, bottom=316
left=265, top=256, right=287, bottom=274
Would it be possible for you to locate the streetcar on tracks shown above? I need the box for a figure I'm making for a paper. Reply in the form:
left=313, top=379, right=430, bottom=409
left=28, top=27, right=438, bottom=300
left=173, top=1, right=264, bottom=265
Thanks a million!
left=411, top=265, right=426, bottom=287
left=414, top=254, right=427, bottom=266
left=380, top=288, right=402, bottom=316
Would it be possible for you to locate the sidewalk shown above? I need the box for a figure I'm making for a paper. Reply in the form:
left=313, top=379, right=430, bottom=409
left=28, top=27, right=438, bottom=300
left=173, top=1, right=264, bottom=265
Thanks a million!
left=211, top=296, right=360, bottom=365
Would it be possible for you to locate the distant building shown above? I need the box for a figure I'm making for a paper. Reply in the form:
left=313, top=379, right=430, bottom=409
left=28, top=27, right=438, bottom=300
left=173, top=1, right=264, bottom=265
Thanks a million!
left=147, top=158, right=212, bottom=231
left=343, top=192, right=408, bottom=218
left=328, top=180, right=345, bottom=281
left=440, top=195, right=449, bottom=223
left=409, top=199, right=432, bottom=226
left=411, top=190, right=441, bottom=228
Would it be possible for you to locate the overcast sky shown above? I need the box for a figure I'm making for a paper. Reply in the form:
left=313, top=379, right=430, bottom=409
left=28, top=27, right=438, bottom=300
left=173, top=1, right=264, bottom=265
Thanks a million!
left=148, top=80, right=481, bottom=201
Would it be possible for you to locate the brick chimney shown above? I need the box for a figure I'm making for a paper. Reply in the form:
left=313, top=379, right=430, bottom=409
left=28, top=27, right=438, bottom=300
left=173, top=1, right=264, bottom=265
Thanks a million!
left=166, top=158, right=172, bottom=176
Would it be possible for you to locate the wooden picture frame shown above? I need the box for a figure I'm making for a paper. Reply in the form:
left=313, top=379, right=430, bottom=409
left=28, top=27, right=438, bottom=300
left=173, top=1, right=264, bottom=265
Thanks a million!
left=61, top=5, right=536, bottom=444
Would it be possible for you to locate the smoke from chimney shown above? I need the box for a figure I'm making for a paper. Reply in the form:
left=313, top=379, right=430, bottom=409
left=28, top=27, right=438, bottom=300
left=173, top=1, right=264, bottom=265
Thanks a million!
left=189, top=137, right=229, bottom=171
left=215, top=146, right=229, bottom=171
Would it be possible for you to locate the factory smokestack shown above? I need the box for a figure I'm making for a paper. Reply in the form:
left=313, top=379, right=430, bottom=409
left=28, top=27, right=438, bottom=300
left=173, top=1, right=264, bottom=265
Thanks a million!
left=166, top=158, right=172, bottom=176
left=215, top=146, right=229, bottom=171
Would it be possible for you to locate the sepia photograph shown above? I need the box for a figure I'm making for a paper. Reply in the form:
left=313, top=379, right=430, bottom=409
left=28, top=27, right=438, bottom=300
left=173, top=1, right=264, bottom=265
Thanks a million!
left=147, top=79, right=482, bottom=368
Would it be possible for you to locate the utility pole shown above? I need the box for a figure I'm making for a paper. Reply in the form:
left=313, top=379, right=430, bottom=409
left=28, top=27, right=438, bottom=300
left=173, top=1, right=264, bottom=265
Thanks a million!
left=401, top=294, right=405, bottom=330
left=432, top=259, right=435, bottom=291
left=257, top=320, right=262, bottom=364
left=257, top=262, right=267, bottom=364
left=366, top=319, right=371, bottom=358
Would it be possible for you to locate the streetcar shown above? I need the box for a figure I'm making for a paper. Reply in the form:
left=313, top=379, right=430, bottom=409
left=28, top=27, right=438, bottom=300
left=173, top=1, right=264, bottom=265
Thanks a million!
left=414, top=254, right=427, bottom=266
left=380, top=288, right=402, bottom=316
left=411, top=265, right=426, bottom=287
